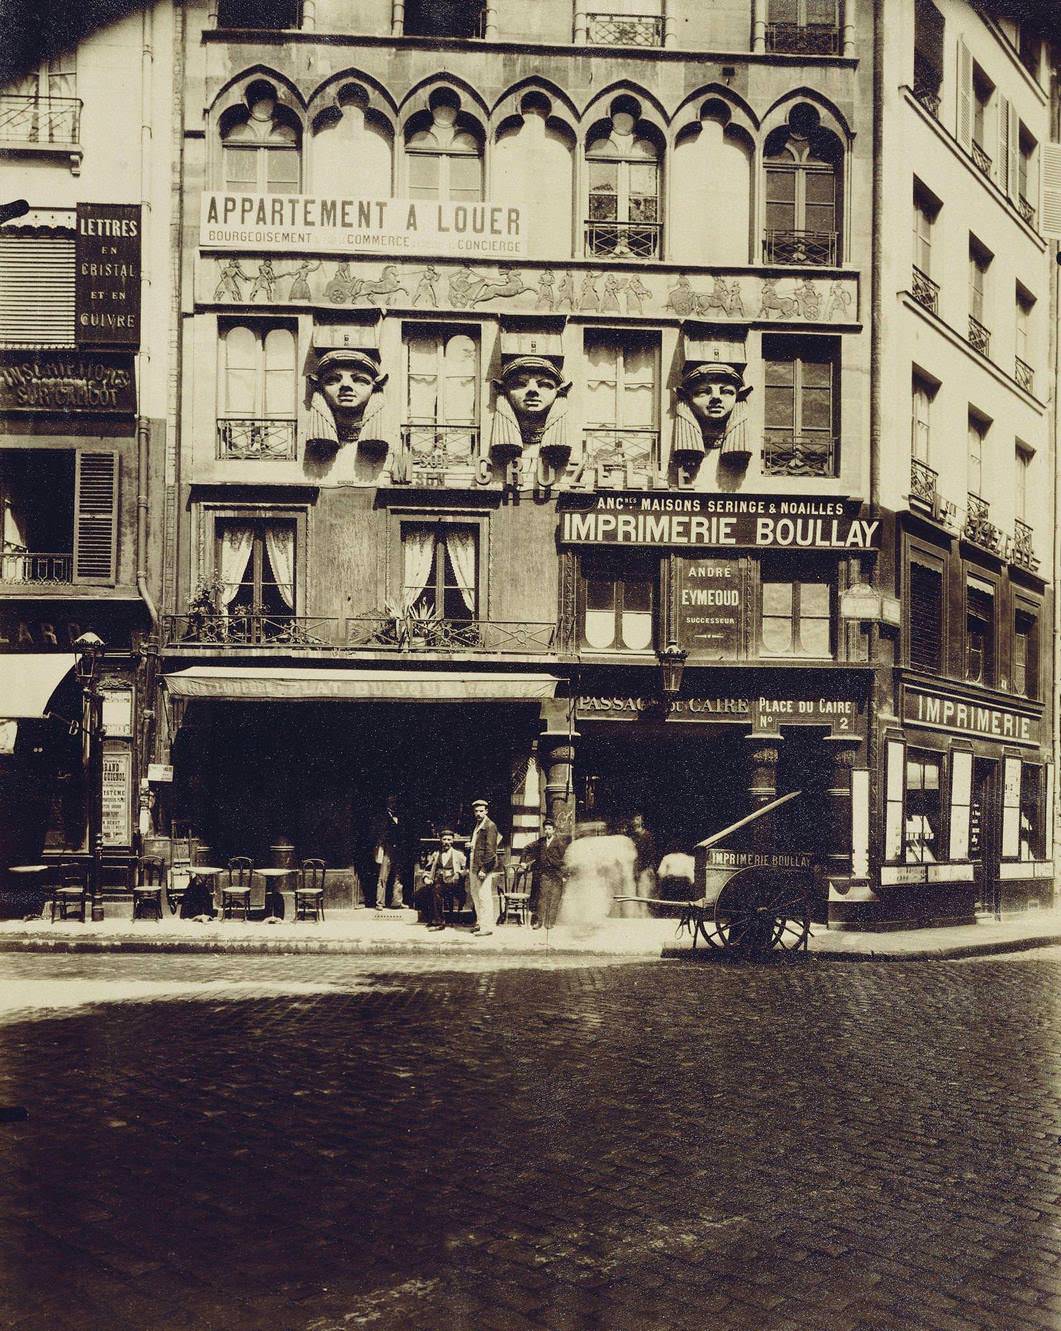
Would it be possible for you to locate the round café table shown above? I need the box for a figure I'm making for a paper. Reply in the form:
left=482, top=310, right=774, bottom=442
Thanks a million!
left=7, top=865, right=51, bottom=920
left=255, top=868, right=292, bottom=922
left=183, top=866, right=224, bottom=920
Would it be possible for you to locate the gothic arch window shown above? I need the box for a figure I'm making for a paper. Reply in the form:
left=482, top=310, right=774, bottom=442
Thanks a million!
left=404, top=89, right=483, bottom=203
left=762, top=103, right=842, bottom=265
left=219, top=81, right=302, bottom=194
left=585, top=97, right=662, bottom=260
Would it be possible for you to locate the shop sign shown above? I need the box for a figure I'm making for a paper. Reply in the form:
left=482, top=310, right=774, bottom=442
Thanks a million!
left=147, top=763, right=173, bottom=783
left=101, top=689, right=133, bottom=738
left=577, top=696, right=751, bottom=722
left=704, top=850, right=814, bottom=870
left=101, top=743, right=132, bottom=846
left=0, top=350, right=135, bottom=414
left=75, top=204, right=142, bottom=347
left=675, top=558, right=741, bottom=660
left=200, top=192, right=528, bottom=259
left=754, top=698, right=857, bottom=734
left=903, top=686, right=1039, bottom=747
left=560, top=495, right=879, bottom=550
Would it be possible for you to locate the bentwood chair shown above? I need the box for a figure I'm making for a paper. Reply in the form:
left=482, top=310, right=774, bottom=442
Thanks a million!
left=51, top=863, right=88, bottom=923
left=167, top=834, right=194, bottom=915
left=294, top=858, right=326, bottom=922
left=221, top=857, right=254, bottom=920
left=132, top=857, right=166, bottom=921
left=498, top=860, right=533, bottom=926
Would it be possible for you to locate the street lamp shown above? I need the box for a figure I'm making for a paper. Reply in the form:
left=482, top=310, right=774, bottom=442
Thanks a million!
left=73, top=632, right=106, bottom=922
left=656, top=640, right=689, bottom=703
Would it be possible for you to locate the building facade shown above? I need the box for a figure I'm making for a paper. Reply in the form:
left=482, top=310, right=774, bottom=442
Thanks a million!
left=0, top=3, right=174, bottom=887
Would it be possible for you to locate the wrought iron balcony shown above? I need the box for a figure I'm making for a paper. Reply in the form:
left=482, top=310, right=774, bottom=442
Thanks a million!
left=912, top=83, right=941, bottom=117
left=762, top=434, right=838, bottom=478
left=910, top=266, right=939, bottom=315
left=1014, top=356, right=1034, bottom=393
left=584, top=220, right=662, bottom=260
left=970, top=140, right=992, bottom=178
left=909, top=457, right=939, bottom=509
left=1017, top=195, right=1036, bottom=227
left=216, top=418, right=297, bottom=460
left=762, top=229, right=838, bottom=266
left=764, top=22, right=840, bottom=54
left=1011, top=519, right=1038, bottom=571
left=397, top=424, right=480, bottom=486
left=967, top=315, right=990, bottom=357
left=586, top=12, right=664, bottom=45
left=0, top=94, right=81, bottom=145
left=963, top=494, right=1002, bottom=554
left=582, top=428, right=659, bottom=475
left=0, top=550, right=73, bottom=584
left=163, top=613, right=338, bottom=648
left=345, top=615, right=558, bottom=653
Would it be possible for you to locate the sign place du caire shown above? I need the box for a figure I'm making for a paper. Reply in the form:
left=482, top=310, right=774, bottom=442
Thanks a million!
left=560, top=495, right=880, bottom=550
left=200, top=192, right=528, bottom=258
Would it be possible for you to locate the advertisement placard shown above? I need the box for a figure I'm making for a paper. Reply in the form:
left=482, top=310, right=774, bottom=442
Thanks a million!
left=75, top=204, right=142, bottom=347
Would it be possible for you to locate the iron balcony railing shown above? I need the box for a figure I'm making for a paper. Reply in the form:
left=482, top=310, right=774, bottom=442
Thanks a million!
left=1011, top=519, right=1038, bottom=571
left=582, top=428, right=660, bottom=475
left=0, top=94, right=81, bottom=145
left=164, top=613, right=338, bottom=648
left=963, top=494, right=1002, bottom=554
left=216, top=418, right=297, bottom=460
left=397, top=424, right=480, bottom=485
left=762, top=228, right=838, bottom=266
left=1014, top=356, right=1034, bottom=393
left=762, top=434, right=838, bottom=478
left=1017, top=195, right=1036, bottom=227
left=970, top=140, right=993, bottom=178
left=909, top=457, right=939, bottom=509
left=344, top=616, right=558, bottom=653
left=584, top=220, right=662, bottom=260
left=764, top=22, right=840, bottom=54
left=967, top=314, right=991, bottom=357
left=910, top=266, right=939, bottom=315
left=586, top=12, right=664, bottom=45
left=912, top=83, right=941, bottom=117
left=0, top=550, right=73, bottom=584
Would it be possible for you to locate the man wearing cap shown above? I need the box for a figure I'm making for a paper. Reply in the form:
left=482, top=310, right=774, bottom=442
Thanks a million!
left=467, top=798, right=499, bottom=936
left=306, top=348, right=387, bottom=450
left=415, top=829, right=466, bottom=931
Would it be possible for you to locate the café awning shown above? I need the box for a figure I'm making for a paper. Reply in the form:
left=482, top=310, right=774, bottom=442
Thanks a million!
left=0, top=653, right=78, bottom=719
left=162, top=666, right=560, bottom=703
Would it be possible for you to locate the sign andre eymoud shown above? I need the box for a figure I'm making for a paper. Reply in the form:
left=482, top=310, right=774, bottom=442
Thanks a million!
left=201, top=192, right=528, bottom=258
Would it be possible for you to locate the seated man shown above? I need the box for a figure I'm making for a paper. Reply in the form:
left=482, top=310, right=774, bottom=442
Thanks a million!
left=414, top=829, right=467, bottom=931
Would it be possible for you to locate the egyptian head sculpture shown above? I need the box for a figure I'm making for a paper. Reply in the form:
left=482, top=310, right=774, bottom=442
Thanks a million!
left=306, top=348, right=388, bottom=453
left=490, top=354, right=571, bottom=457
left=672, top=333, right=753, bottom=464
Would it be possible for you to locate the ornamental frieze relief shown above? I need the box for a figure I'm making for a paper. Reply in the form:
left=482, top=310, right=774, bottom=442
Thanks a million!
left=204, top=256, right=859, bottom=325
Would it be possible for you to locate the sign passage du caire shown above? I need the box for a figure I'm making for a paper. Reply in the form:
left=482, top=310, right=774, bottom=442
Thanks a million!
left=560, top=496, right=880, bottom=550
left=200, top=193, right=528, bottom=258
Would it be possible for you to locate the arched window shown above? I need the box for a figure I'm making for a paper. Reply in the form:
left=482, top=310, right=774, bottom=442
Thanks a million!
left=585, top=98, right=662, bottom=259
left=405, top=90, right=483, bottom=203
left=763, top=104, right=842, bottom=265
left=220, top=82, right=301, bottom=194
left=218, top=324, right=297, bottom=459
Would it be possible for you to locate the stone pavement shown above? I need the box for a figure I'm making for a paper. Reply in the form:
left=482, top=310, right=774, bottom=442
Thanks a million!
left=0, top=949, right=1059, bottom=1331
left=0, top=903, right=1058, bottom=962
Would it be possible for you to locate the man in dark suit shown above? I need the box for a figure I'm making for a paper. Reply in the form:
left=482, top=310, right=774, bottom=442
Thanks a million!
left=522, top=819, right=555, bottom=925
left=467, top=797, right=498, bottom=937
left=537, top=823, right=568, bottom=930
left=414, top=829, right=467, bottom=931
left=373, top=794, right=407, bottom=909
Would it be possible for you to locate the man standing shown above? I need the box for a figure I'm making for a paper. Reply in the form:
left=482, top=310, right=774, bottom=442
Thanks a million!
left=536, top=822, right=567, bottom=931
left=467, top=798, right=498, bottom=937
left=374, top=794, right=406, bottom=909
left=627, top=812, right=658, bottom=919
left=415, top=829, right=466, bottom=932
left=522, top=819, right=555, bottom=926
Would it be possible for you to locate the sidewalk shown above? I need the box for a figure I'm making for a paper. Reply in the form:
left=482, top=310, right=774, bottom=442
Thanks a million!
left=0, top=905, right=1057, bottom=960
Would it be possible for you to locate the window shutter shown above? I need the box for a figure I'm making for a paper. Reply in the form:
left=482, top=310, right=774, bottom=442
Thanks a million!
left=1040, top=143, right=1061, bottom=240
left=997, top=94, right=1010, bottom=195
left=1007, top=109, right=1019, bottom=200
left=0, top=232, right=75, bottom=345
left=74, top=451, right=119, bottom=584
left=909, top=562, right=942, bottom=672
left=956, top=37, right=972, bottom=150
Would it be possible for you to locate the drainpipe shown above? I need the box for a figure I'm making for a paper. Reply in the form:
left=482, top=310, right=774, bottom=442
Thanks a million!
left=138, top=6, right=158, bottom=633
left=136, top=415, right=158, bottom=630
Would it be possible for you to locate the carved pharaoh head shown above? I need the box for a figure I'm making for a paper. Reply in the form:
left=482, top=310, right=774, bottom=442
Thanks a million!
left=679, top=362, right=750, bottom=439
left=493, top=354, right=571, bottom=449
left=307, top=347, right=387, bottom=451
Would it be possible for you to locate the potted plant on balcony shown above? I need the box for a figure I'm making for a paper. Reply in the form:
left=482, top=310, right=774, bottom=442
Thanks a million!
left=184, top=573, right=226, bottom=644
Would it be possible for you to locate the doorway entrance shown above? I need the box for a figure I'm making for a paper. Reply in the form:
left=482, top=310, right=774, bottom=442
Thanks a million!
left=971, top=757, right=999, bottom=915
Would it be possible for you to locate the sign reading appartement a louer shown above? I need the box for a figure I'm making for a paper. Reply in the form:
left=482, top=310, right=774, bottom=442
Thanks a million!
left=75, top=204, right=142, bottom=346
left=200, top=192, right=528, bottom=258
left=903, top=686, right=1039, bottom=747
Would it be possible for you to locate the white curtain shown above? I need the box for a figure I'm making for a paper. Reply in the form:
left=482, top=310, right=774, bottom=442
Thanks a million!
left=218, top=523, right=254, bottom=607
left=402, top=525, right=436, bottom=607
left=446, top=527, right=477, bottom=613
left=264, top=523, right=295, bottom=609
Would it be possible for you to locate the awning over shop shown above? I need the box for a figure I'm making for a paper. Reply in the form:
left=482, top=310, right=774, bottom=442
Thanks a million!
left=0, top=653, right=77, bottom=719
left=162, top=666, right=560, bottom=703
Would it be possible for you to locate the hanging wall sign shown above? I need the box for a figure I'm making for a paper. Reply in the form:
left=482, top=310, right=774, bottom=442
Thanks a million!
left=75, top=204, right=142, bottom=347
left=0, top=351, right=135, bottom=414
left=674, top=557, right=742, bottom=660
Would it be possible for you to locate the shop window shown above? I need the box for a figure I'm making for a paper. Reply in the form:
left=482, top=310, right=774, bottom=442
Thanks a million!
left=908, top=557, right=943, bottom=674
left=948, top=749, right=972, bottom=861
left=218, top=324, right=297, bottom=459
left=904, top=750, right=942, bottom=863
left=912, top=0, right=944, bottom=113
left=763, top=336, right=838, bottom=477
left=965, top=576, right=994, bottom=685
left=884, top=739, right=904, bottom=862
left=763, top=103, right=843, bottom=265
left=403, top=0, right=484, bottom=37
left=215, top=519, right=296, bottom=634
left=759, top=563, right=832, bottom=659
left=1013, top=608, right=1038, bottom=699
left=585, top=99, right=662, bottom=259
left=580, top=550, right=655, bottom=653
left=401, top=522, right=478, bottom=621
left=403, top=326, right=479, bottom=470
left=220, top=84, right=301, bottom=194
left=583, top=329, right=659, bottom=473
left=1019, top=765, right=1045, bottom=861
left=405, top=91, right=483, bottom=203
left=5, top=49, right=78, bottom=144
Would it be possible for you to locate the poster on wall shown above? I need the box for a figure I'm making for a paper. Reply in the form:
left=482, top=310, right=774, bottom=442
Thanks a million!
left=101, top=743, right=132, bottom=846
left=674, top=557, right=742, bottom=660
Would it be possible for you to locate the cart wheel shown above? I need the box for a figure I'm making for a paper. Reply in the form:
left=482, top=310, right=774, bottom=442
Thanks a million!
left=764, top=877, right=811, bottom=952
left=713, top=875, right=773, bottom=956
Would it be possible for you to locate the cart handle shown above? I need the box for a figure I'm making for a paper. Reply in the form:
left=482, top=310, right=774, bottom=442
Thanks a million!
left=694, top=789, right=802, bottom=850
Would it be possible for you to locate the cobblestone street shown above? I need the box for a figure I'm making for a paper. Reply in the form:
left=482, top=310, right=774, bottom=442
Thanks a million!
left=0, top=951, right=1059, bottom=1331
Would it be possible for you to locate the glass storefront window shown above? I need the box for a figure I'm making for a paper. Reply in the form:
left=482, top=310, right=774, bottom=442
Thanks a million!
left=904, top=750, right=941, bottom=863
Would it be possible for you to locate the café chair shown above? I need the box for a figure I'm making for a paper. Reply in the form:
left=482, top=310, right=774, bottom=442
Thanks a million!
left=51, top=863, right=88, bottom=923
left=221, top=856, right=254, bottom=921
left=498, top=860, right=533, bottom=926
left=167, top=834, right=194, bottom=915
left=132, top=858, right=166, bottom=921
left=294, top=858, right=326, bottom=923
